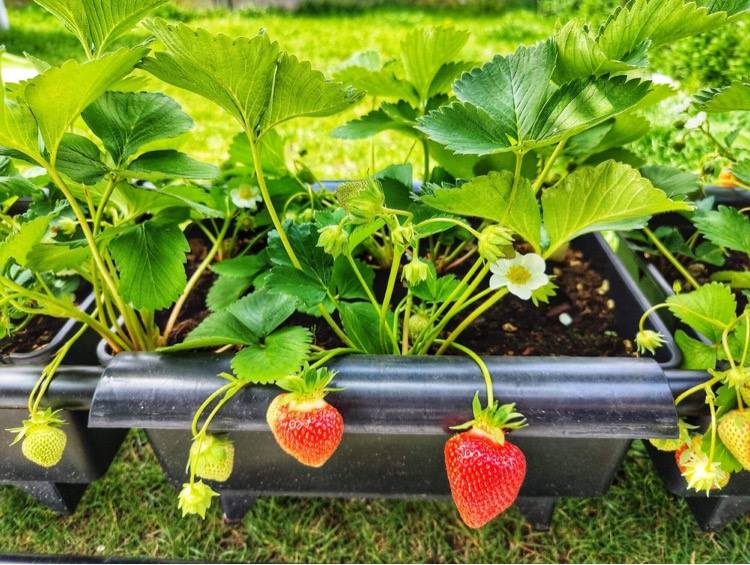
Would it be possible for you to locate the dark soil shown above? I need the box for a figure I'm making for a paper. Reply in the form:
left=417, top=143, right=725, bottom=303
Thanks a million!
left=648, top=250, right=749, bottom=311
left=311, top=246, right=632, bottom=357
left=0, top=284, right=90, bottom=357
left=157, top=237, right=216, bottom=346
left=0, top=315, right=67, bottom=356
left=458, top=248, right=630, bottom=356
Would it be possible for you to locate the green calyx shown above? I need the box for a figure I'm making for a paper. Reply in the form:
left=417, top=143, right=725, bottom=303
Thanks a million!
left=178, top=480, right=218, bottom=519
left=8, top=407, right=65, bottom=445
left=335, top=178, right=385, bottom=224
left=451, top=393, right=527, bottom=444
left=275, top=365, right=340, bottom=402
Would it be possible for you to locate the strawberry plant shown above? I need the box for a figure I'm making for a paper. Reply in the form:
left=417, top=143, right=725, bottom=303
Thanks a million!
left=139, top=0, right=743, bottom=524
left=0, top=0, right=745, bottom=528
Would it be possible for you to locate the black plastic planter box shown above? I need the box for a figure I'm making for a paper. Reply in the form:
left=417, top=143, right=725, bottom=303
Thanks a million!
left=620, top=235, right=750, bottom=531
left=703, top=184, right=750, bottom=208
left=0, top=295, right=125, bottom=513
left=88, top=233, right=682, bottom=528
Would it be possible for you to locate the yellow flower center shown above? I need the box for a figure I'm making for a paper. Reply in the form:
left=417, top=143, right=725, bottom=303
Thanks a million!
left=507, top=264, right=531, bottom=285
left=238, top=185, right=254, bottom=199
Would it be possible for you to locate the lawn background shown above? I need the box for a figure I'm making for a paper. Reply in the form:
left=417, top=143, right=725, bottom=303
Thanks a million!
left=0, top=2, right=750, bottom=562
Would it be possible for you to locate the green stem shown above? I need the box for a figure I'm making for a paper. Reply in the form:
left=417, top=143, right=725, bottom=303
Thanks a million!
left=532, top=138, right=567, bottom=194
left=380, top=248, right=403, bottom=336
left=415, top=217, right=481, bottom=238
left=421, top=137, right=430, bottom=182
left=643, top=227, right=701, bottom=289
left=402, top=291, right=413, bottom=355
left=247, top=131, right=300, bottom=270
left=436, top=288, right=508, bottom=355
left=436, top=339, right=493, bottom=406
left=191, top=381, right=237, bottom=437
left=162, top=218, right=230, bottom=345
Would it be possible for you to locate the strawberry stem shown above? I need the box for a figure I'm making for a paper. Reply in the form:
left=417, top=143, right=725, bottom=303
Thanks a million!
left=435, top=339, right=493, bottom=407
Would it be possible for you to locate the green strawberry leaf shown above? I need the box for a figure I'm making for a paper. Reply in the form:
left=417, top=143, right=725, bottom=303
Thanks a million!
left=82, top=91, right=194, bottom=165
left=109, top=220, right=189, bottom=311
left=639, top=165, right=701, bottom=198
left=143, top=20, right=361, bottom=138
left=694, top=206, right=750, bottom=254
left=400, top=26, right=469, bottom=101
left=206, top=275, right=253, bottom=312
left=26, top=243, right=90, bottom=273
left=420, top=171, right=541, bottom=251
left=211, top=253, right=269, bottom=279
left=230, top=325, right=312, bottom=384
left=25, top=47, right=147, bottom=157
left=33, top=0, right=166, bottom=55
left=265, top=265, right=329, bottom=308
left=56, top=133, right=109, bottom=185
left=675, top=329, right=718, bottom=370
left=0, top=216, right=50, bottom=269
left=418, top=71, right=650, bottom=156
left=166, top=308, right=256, bottom=351
left=227, top=289, right=298, bottom=339
left=127, top=150, right=219, bottom=180
left=541, top=160, right=691, bottom=257
left=695, top=81, right=750, bottom=113
left=666, top=283, right=737, bottom=342
left=338, top=301, right=392, bottom=354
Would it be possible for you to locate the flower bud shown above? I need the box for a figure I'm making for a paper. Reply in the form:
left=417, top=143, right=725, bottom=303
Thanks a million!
left=721, top=366, right=750, bottom=388
left=336, top=179, right=385, bottom=224
left=635, top=329, right=665, bottom=355
left=402, top=257, right=430, bottom=286
left=53, top=217, right=77, bottom=237
left=408, top=312, right=430, bottom=339
left=317, top=224, right=348, bottom=257
left=178, top=480, right=218, bottom=518
left=478, top=224, right=514, bottom=262
left=392, top=224, right=416, bottom=249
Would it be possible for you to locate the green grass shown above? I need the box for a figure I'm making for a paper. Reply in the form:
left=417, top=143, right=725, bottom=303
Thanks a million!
left=1, top=3, right=750, bottom=562
left=1, top=433, right=749, bottom=562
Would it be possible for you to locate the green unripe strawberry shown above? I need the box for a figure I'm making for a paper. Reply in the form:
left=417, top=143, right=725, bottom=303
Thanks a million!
left=190, top=434, right=235, bottom=482
left=22, top=424, right=67, bottom=468
left=8, top=408, right=67, bottom=468
left=718, top=410, right=750, bottom=471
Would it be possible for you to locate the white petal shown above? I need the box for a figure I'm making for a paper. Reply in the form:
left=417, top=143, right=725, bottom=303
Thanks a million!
left=520, top=253, right=546, bottom=276
left=490, top=259, right=511, bottom=275
left=529, top=273, right=549, bottom=289
left=508, top=283, right=532, bottom=300
left=489, top=274, right=506, bottom=290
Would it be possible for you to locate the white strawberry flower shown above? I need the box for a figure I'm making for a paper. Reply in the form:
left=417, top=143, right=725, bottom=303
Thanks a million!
left=489, top=252, right=549, bottom=300
left=684, top=111, right=707, bottom=130
left=230, top=184, right=262, bottom=210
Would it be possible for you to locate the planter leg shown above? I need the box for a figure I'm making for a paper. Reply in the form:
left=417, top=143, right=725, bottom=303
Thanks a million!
left=685, top=496, right=750, bottom=532
left=15, top=481, right=87, bottom=514
left=515, top=496, right=556, bottom=530
left=220, top=491, right=257, bottom=524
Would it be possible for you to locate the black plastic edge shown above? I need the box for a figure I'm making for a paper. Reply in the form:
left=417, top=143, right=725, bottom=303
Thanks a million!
left=704, top=184, right=750, bottom=207
left=0, top=366, right=103, bottom=411
left=89, top=352, right=678, bottom=438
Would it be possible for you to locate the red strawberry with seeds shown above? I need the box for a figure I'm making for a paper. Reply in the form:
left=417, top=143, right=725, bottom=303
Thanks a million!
left=444, top=394, right=527, bottom=528
left=267, top=366, right=343, bottom=467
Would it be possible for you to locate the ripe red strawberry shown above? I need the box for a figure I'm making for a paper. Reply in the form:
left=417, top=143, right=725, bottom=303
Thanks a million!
left=444, top=395, right=527, bottom=529
left=267, top=366, right=343, bottom=468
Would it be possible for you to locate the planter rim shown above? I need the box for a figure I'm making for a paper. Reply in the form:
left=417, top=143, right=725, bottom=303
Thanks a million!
left=3, top=292, right=96, bottom=365
left=89, top=351, right=679, bottom=439
left=95, top=231, right=682, bottom=368
left=0, top=366, right=102, bottom=411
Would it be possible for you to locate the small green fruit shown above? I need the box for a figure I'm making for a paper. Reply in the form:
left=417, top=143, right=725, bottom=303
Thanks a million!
left=22, top=424, right=67, bottom=468
left=190, top=434, right=235, bottom=482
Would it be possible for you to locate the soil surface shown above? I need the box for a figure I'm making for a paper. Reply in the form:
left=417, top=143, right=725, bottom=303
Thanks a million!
left=648, top=250, right=749, bottom=311
left=309, top=246, right=632, bottom=357
left=157, top=237, right=216, bottom=346
left=0, top=284, right=89, bottom=357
